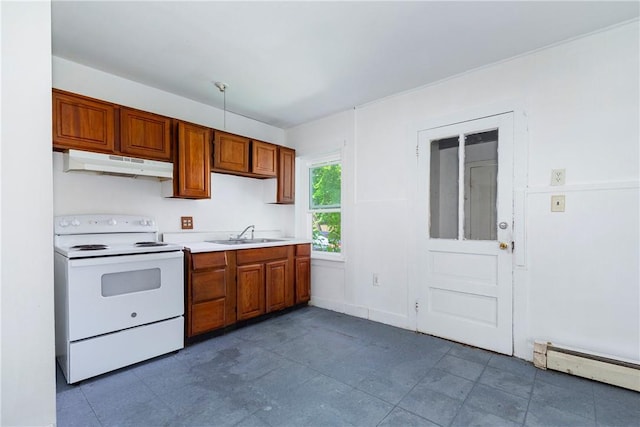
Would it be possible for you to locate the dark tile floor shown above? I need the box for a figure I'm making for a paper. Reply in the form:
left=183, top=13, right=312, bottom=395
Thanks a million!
left=56, top=306, right=640, bottom=427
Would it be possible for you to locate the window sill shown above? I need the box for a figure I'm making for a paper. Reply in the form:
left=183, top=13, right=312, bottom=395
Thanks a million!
left=311, top=252, right=345, bottom=262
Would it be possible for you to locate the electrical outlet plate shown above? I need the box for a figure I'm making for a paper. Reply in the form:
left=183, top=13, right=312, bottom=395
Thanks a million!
left=551, top=195, right=565, bottom=212
left=181, top=216, right=193, bottom=229
left=551, top=169, right=566, bottom=186
left=372, top=273, right=380, bottom=287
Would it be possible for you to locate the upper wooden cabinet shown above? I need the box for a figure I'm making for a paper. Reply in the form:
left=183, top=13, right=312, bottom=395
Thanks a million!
left=277, top=147, right=295, bottom=204
left=119, top=107, right=172, bottom=161
left=213, top=132, right=280, bottom=178
left=173, top=121, right=211, bottom=199
left=53, top=90, right=172, bottom=162
left=53, top=89, right=116, bottom=153
left=213, top=131, right=250, bottom=173
left=251, top=140, right=277, bottom=177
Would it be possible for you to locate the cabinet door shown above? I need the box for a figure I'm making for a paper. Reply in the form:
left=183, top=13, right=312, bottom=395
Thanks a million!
left=265, top=259, right=288, bottom=312
left=277, top=147, right=295, bottom=204
left=295, top=257, right=311, bottom=304
left=237, top=264, right=265, bottom=320
left=213, top=131, right=250, bottom=173
left=120, top=108, right=171, bottom=161
left=252, top=140, right=277, bottom=176
left=52, top=90, right=115, bottom=153
left=175, top=122, right=211, bottom=199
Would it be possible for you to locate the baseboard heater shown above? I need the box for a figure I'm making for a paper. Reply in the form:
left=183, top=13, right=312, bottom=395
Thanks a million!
left=533, top=341, right=640, bottom=391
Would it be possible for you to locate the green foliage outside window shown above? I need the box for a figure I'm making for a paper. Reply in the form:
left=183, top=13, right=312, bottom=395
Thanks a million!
left=310, top=164, right=341, bottom=253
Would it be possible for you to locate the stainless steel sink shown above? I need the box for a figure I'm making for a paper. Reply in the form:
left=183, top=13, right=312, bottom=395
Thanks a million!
left=206, top=238, right=286, bottom=245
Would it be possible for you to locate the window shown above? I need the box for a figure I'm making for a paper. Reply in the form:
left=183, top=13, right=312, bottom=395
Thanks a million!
left=308, top=157, right=342, bottom=255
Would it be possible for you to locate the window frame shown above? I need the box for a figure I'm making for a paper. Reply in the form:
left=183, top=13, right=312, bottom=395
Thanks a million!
left=305, top=152, right=344, bottom=261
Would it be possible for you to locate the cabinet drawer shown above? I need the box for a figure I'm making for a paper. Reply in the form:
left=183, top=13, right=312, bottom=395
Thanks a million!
left=191, top=299, right=225, bottom=335
left=295, top=244, right=310, bottom=256
left=237, top=246, right=289, bottom=264
left=192, top=269, right=226, bottom=303
left=191, top=251, right=227, bottom=270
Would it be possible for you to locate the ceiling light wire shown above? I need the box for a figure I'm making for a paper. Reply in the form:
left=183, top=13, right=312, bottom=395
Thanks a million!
left=214, top=81, right=228, bottom=130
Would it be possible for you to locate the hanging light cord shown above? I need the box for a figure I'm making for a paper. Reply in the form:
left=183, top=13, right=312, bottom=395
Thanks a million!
left=214, top=81, right=228, bottom=130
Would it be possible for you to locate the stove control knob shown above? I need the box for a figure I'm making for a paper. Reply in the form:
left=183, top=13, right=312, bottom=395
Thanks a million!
left=147, top=220, right=156, bottom=227
left=139, top=219, right=148, bottom=226
left=59, top=220, right=70, bottom=227
left=71, top=219, right=80, bottom=227
left=108, top=218, right=117, bottom=226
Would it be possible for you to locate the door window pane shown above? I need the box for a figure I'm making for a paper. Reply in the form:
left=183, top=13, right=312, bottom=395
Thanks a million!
left=430, top=136, right=459, bottom=239
left=463, top=130, right=498, bottom=240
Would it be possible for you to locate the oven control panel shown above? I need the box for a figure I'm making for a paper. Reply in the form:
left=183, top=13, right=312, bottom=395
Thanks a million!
left=55, top=214, right=157, bottom=234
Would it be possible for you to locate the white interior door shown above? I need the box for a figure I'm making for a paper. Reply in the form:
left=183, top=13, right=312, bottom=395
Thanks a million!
left=416, top=113, right=514, bottom=355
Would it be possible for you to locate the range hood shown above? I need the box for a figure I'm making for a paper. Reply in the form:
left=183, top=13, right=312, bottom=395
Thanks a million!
left=63, top=149, right=173, bottom=179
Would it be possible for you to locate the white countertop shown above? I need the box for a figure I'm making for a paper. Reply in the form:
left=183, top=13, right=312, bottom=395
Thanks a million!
left=162, top=231, right=310, bottom=253
left=179, top=238, right=311, bottom=253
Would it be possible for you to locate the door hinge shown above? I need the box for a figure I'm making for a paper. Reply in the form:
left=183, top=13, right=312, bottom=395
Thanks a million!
left=416, top=145, right=419, bottom=157
left=512, top=241, right=515, bottom=250
left=415, top=300, right=419, bottom=312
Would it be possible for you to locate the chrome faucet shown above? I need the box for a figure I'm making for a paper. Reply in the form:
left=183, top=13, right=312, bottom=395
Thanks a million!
left=235, top=224, right=255, bottom=240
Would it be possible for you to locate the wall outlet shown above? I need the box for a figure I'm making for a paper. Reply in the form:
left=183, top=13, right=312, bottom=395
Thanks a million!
left=551, top=169, right=566, bottom=186
left=372, top=273, right=380, bottom=287
left=551, top=195, right=565, bottom=212
left=181, top=216, right=193, bottom=229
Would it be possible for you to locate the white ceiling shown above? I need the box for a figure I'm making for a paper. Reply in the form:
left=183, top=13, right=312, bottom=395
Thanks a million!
left=51, top=1, right=639, bottom=129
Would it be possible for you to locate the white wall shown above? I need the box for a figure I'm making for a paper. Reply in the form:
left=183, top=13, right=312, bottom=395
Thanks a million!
left=52, top=57, right=294, bottom=237
left=288, top=21, right=640, bottom=363
left=1, top=2, right=56, bottom=426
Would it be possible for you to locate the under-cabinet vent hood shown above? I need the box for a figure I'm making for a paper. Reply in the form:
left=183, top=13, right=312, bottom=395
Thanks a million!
left=63, top=149, right=173, bottom=179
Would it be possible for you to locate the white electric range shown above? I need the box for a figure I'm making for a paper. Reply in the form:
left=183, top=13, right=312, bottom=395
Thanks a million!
left=54, top=214, right=185, bottom=384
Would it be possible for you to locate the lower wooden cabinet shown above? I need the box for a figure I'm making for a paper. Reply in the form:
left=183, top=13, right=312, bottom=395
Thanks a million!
left=236, top=245, right=294, bottom=321
left=265, top=259, right=289, bottom=313
left=185, top=250, right=236, bottom=338
left=295, top=244, right=311, bottom=304
left=185, top=243, right=310, bottom=340
left=237, top=263, right=265, bottom=321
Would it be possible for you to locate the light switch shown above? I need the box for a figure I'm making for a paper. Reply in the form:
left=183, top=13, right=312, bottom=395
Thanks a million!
left=551, top=195, right=565, bottom=212
left=551, top=169, right=566, bottom=186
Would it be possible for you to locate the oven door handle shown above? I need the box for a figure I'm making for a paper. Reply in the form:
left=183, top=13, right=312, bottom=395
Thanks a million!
left=68, top=250, right=183, bottom=267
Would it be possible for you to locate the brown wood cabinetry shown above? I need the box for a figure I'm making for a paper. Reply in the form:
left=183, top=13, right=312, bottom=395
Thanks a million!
left=185, top=244, right=309, bottom=340
left=251, top=140, right=278, bottom=177
left=236, top=263, right=265, bottom=320
left=295, top=244, right=311, bottom=304
left=185, top=251, right=236, bottom=338
left=52, top=89, right=116, bottom=153
left=119, top=107, right=172, bottom=161
left=277, top=147, right=296, bottom=204
left=236, top=246, right=294, bottom=320
left=53, top=90, right=295, bottom=201
left=213, top=131, right=250, bottom=173
left=213, top=132, right=281, bottom=179
left=172, top=121, right=211, bottom=199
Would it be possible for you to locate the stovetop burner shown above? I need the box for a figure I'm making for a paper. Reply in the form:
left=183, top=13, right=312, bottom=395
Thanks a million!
left=135, top=241, right=168, bottom=247
left=70, top=244, right=109, bottom=251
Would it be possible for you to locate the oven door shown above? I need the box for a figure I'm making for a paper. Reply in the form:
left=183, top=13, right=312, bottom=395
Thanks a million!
left=66, top=251, right=184, bottom=341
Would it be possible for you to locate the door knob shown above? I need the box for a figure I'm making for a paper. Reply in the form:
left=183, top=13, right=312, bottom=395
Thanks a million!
left=499, top=242, right=509, bottom=250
